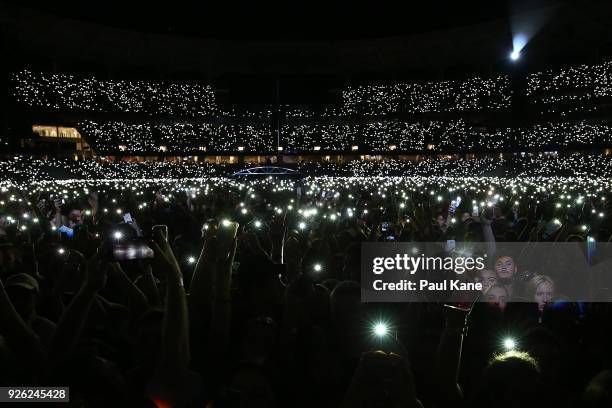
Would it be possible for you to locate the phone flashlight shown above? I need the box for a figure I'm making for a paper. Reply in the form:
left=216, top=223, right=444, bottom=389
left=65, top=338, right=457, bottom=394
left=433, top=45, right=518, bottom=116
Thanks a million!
left=373, top=322, right=389, bottom=337
left=503, top=337, right=517, bottom=350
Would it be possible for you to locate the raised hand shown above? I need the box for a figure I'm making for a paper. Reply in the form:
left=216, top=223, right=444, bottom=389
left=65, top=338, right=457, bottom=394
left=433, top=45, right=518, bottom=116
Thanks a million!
left=150, top=225, right=182, bottom=282
left=149, top=225, right=190, bottom=370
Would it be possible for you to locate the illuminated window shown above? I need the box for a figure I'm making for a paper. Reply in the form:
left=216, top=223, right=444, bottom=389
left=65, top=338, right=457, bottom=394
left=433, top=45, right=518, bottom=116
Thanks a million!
left=237, top=146, right=245, bottom=151
left=159, top=146, right=168, bottom=152
left=32, top=125, right=81, bottom=139
left=277, top=146, right=284, bottom=151
left=351, top=145, right=359, bottom=151
left=313, top=146, right=321, bottom=151
left=426, top=144, right=435, bottom=150
left=389, top=144, right=397, bottom=150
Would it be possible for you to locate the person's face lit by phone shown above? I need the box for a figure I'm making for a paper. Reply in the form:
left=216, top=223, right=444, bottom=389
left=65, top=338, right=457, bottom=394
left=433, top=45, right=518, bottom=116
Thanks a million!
left=485, top=285, right=508, bottom=310
left=0, top=246, right=21, bottom=276
left=68, top=209, right=82, bottom=226
left=436, top=215, right=447, bottom=231
left=495, top=256, right=516, bottom=281
left=534, top=281, right=554, bottom=311
left=476, top=269, right=498, bottom=293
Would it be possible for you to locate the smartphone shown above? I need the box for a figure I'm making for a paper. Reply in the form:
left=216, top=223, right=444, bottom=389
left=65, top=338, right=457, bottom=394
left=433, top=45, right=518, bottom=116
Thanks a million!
left=245, top=219, right=267, bottom=233
left=58, top=225, right=74, bottom=238
left=152, top=225, right=168, bottom=241
left=110, top=240, right=154, bottom=261
left=443, top=303, right=472, bottom=313
left=587, top=235, right=596, bottom=265
left=217, top=220, right=239, bottom=253
left=123, top=213, right=133, bottom=223
left=381, top=222, right=390, bottom=232
left=472, top=205, right=479, bottom=217
left=542, top=218, right=562, bottom=239
left=446, top=239, right=456, bottom=252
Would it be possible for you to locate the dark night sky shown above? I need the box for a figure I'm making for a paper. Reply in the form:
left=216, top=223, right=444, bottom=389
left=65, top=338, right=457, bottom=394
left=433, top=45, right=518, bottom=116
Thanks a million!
left=6, top=0, right=565, bottom=41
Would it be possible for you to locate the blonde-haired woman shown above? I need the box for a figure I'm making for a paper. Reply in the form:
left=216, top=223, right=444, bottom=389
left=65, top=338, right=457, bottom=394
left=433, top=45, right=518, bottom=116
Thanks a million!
left=526, top=275, right=555, bottom=313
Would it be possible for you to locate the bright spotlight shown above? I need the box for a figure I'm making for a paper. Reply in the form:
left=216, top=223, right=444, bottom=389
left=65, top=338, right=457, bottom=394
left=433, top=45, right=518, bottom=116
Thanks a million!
left=373, top=322, right=388, bottom=337
left=510, top=32, right=528, bottom=62
left=298, top=222, right=306, bottom=230
left=313, top=263, right=322, bottom=272
left=113, top=231, right=123, bottom=240
left=254, top=220, right=262, bottom=228
left=187, top=256, right=197, bottom=264
left=503, top=337, right=517, bottom=350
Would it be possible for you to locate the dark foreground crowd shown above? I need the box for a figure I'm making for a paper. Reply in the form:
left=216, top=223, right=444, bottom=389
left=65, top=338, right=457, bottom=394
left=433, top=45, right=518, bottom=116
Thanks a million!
left=1, top=165, right=612, bottom=408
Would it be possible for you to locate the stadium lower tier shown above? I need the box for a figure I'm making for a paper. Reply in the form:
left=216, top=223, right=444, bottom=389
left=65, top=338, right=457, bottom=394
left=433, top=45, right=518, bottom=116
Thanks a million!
left=1, top=152, right=612, bottom=184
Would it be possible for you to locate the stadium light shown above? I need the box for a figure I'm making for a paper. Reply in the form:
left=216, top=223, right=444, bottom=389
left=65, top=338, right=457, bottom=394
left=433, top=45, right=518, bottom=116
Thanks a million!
left=510, top=50, right=521, bottom=61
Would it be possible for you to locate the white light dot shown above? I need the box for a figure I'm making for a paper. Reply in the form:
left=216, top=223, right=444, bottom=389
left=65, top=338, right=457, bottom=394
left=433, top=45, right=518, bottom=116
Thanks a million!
left=373, top=323, right=388, bottom=337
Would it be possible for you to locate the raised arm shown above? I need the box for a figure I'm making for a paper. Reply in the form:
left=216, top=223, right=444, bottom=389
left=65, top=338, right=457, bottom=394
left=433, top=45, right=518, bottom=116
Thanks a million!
left=108, top=262, right=150, bottom=319
left=480, top=214, right=496, bottom=259
left=208, top=236, right=237, bottom=366
left=48, top=253, right=107, bottom=366
left=187, top=234, right=217, bottom=349
left=151, top=226, right=190, bottom=370
left=136, top=264, right=162, bottom=308
left=433, top=305, right=469, bottom=405
left=0, top=278, right=46, bottom=371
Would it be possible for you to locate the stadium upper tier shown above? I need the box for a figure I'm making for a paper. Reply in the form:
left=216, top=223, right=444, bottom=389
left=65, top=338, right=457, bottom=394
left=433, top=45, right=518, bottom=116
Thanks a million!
left=8, top=60, right=612, bottom=155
